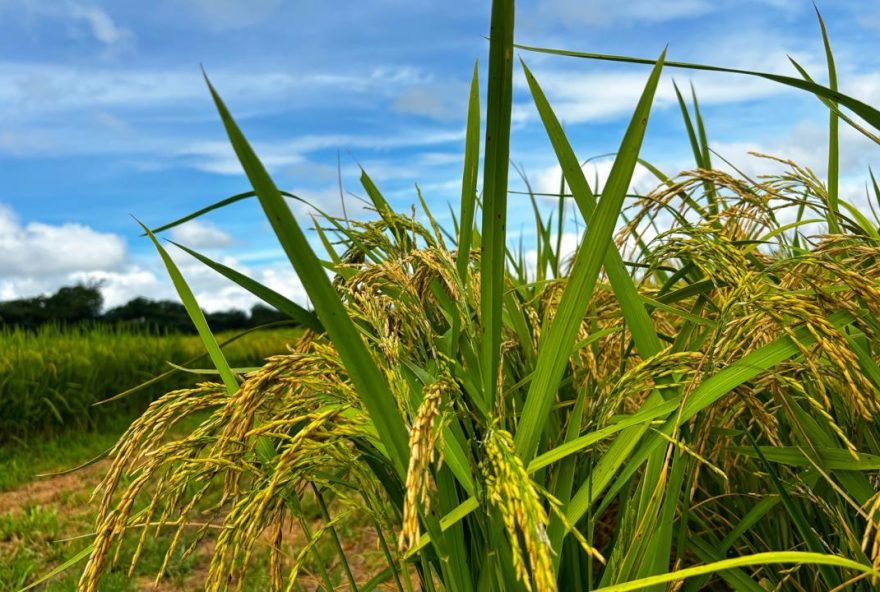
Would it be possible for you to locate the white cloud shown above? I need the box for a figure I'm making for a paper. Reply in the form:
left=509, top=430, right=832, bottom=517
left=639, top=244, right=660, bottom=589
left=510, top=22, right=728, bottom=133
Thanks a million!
left=69, top=266, right=161, bottom=307
left=0, top=62, right=426, bottom=122
left=0, top=203, right=126, bottom=276
left=169, top=220, right=233, bottom=249
left=67, top=3, right=130, bottom=46
left=0, top=203, right=310, bottom=313
left=0, top=1, right=133, bottom=49
left=711, top=118, right=880, bottom=180
left=173, top=129, right=465, bottom=176
left=531, top=158, right=657, bottom=197
left=70, top=257, right=309, bottom=313
left=512, top=62, right=816, bottom=125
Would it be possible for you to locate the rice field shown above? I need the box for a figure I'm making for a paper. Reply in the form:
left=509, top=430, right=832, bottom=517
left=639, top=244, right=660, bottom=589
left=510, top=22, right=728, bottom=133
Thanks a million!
left=12, top=1, right=880, bottom=591
left=0, top=325, right=297, bottom=443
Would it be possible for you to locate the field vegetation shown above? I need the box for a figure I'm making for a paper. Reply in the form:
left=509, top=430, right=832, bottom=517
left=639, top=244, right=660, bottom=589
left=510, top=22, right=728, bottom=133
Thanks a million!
left=0, top=327, right=299, bottom=591
left=0, top=325, right=296, bottom=445
left=13, top=0, right=880, bottom=590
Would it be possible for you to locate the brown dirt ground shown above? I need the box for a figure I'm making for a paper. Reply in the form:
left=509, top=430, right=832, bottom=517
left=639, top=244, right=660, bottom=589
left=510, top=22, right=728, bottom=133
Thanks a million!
left=0, top=459, right=108, bottom=513
left=1, top=460, right=404, bottom=591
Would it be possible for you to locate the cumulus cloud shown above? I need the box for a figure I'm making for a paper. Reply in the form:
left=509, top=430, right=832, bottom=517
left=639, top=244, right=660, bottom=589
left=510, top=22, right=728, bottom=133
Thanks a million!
left=0, top=203, right=308, bottom=312
left=0, top=203, right=126, bottom=276
left=169, top=220, right=233, bottom=249
left=68, top=253, right=308, bottom=313
left=711, top=118, right=880, bottom=180
left=531, top=158, right=657, bottom=197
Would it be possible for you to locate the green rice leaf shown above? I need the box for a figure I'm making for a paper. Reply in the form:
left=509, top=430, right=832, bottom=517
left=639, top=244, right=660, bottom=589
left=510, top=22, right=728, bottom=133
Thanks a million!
left=138, top=219, right=239, bottom=395
left=514, top=43, right=880, bottom=140
left=203, top=73, right=410, bottom=477
left=816, top=6, right=841, bottom=232
left=148, top=190, right=255, bottom=234
left=731, top=446, right=880, bottom=471
left=456, top=60, right=481, bottom=285
left=589, top=552, right=876, bottom=592
left=479, top=0, right=515, bottom=405
left=170, top=240, right=323, bottom=333
left=515, top=50, right=666, bottom=463
left=19, top=544, right=94, bottom=591
left=521, top=59, right=663, bottom=360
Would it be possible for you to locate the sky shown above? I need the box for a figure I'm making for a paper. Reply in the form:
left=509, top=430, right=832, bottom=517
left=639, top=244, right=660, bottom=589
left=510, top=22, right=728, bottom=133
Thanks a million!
left=1, top=0, right=879, bottom=312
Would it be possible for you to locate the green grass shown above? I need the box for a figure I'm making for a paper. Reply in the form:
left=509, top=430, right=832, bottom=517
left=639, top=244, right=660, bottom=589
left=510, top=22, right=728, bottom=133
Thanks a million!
left=32, top=1, right=880, bottom=591
left=0, top=415, right=127, bottom=492
left=0, top=325, right=298, bottom=442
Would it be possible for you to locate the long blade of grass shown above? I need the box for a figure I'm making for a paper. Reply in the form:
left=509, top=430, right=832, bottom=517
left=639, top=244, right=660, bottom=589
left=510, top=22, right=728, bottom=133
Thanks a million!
left=479, top=0, right=515, bottom=406
left=514, top=50, right=666, bottom=463
left=148, top=190, right=332, bottom=235
left=456, top=60, right=481, bottom=285
left=672, top=81, right=703, bottom=169
left=816, top=6, right=841, bottom=232
left=447, top=63, right=481, bottom=363
left=203, top=73, right=410, bottom=476
left=684, top=495, right=783, bottom=591
left=731, top=446, right=880, bottom=470
left=138, top=220, right=239, bottom=395
left=527, top=398, right=681, bottom=472
left=589, top=552, right=876, bottom=592
left=19, top=544, right=94, bottom=591
left=514, top=43, right=880, bottom=138
left=684, top=536, right=785, bottom=592
left=520, top=60, right=664, bottom=359
left=148, top=191, right=255, bottom=234
left=170, top=240, right=323, bottom=333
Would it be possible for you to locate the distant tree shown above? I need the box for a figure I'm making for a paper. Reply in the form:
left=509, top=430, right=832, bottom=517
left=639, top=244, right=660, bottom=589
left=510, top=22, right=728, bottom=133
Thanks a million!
left=44, top=285, right=103, bottom=323
left=249, top=303, right=287, bottom=326
left=104, top=297, right=191, bottom=333
left=0, top=285, right=298, bottom=333
left=0, top=284, right=102, bottom=329
left=0, top=294, right=48, bottom=329
left=205, top=309, right=249, bottom=333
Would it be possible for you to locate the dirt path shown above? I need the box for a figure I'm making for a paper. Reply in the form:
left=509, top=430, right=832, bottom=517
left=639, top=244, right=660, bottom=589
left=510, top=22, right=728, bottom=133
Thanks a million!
left=0, top=458, right=108, bottom=514
left=0, top=458, right=399, bottom=591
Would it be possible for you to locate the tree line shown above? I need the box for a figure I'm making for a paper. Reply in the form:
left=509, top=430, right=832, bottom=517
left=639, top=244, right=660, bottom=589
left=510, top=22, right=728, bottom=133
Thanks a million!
left=0, top=284, right=289, bottom=333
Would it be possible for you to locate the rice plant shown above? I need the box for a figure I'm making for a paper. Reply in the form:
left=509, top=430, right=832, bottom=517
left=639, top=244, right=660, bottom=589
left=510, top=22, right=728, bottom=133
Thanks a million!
left=62, top=1, right=880, bottom=590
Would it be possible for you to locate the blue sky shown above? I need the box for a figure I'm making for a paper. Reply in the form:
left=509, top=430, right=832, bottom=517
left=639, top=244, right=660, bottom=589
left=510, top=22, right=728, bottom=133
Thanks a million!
left=1, top=0, right=878, bottom=311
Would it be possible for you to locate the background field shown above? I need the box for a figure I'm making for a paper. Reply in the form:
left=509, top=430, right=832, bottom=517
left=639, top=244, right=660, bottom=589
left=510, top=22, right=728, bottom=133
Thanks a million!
left=0, top=325, right=296, bottom=445
left=0, top=325, right=303, bottom=591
